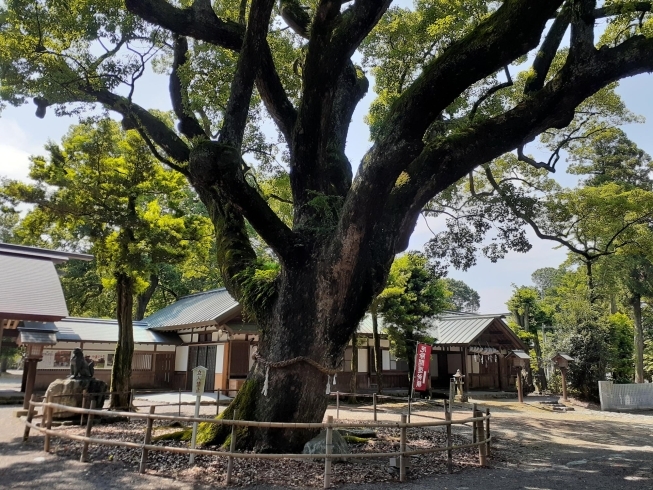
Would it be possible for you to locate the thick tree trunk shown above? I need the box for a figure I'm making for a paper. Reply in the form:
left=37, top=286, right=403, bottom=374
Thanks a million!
left=110, top=272, right=135, bottom=410
left=632, top=293, right=645, bottom=383
left=371, top=304, right=384, bottom=394
left=531, top=334, right=548, bottom=392
left=194, top=263, right=377, bottom=453
left=135, top=274, right=159, bottom=321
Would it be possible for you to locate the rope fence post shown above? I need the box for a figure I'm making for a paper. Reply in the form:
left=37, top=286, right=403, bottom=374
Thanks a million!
left=22, top=394, right=36, bottom=442
left=485, top=407, right=491, bottom=457
left=80, top=389, right=88, bottom=426
left=445, top=409, right=452, bottom=473
left=216, top=389, right=221, bottom=416
left=139, top=405, right=156, bottom=473
left=373, top=393, right=377, bottom=421
left=80, top=399, right=97, bottom=462
left=474, top=406, right=487, bottom=467
left=324, top=415, right=333, bottom=489
left=399, top=414, right=407, bottom=482
left=226, top=411, right=237, bottom=485
left=44, top=392, right=53, bottom=453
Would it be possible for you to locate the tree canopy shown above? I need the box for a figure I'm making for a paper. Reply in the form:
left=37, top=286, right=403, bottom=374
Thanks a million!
left=2, top=0, right=653, bottom=450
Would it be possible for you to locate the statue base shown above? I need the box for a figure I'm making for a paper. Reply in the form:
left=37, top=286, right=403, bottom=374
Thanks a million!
left=45, top=377, right=108, bottom=420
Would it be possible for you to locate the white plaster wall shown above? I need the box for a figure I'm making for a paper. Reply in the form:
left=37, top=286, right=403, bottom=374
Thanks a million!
left=175, top=346, right=189, bottom=371
left=215, top=344, right=225, bottom=374
left=357, top=348, right=368, bottom=373
left=156, top=344, right=175, bottom=352
left=599, top=381, right=653, bottom=411
left=179, top=334, right=192, bottom=343
left=382, top=350, right=390, bottom=370
left=84, top=342, right=116, bottom=350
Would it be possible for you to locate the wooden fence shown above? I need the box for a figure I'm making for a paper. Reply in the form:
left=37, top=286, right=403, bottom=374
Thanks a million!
left=23, top=396, right=492, bottom=489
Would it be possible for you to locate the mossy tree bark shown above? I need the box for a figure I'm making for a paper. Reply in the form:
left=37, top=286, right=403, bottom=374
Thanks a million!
left=110, top=271, right=135, bottom=410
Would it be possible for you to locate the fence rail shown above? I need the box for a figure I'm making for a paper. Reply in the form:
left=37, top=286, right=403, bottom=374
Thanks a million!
left=24, top=398, right=491, bottom=488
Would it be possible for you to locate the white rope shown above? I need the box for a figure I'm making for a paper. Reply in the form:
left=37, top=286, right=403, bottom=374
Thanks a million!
left=262, top=366, right=269, bottom=396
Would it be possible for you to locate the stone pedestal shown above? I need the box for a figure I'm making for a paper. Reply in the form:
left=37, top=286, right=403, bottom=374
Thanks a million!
left=45, top=377, right=108, bottom=419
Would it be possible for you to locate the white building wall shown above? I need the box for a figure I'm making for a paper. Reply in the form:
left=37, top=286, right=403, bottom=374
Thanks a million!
left=175, top=346, right=189, bottom=371
left=215, top=344, right=225, bottom=374
left=357, top=348, right=368, bottom=373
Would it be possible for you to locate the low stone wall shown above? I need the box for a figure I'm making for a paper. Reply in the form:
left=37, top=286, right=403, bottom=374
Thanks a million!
left=598, top=380, right=653, bottom=411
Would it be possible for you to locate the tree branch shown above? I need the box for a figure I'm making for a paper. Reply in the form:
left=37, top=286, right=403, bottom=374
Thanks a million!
left=88, top=89, right=190, bottom=164
left=525, top=3, right=571, bottom=94
left=469, top=66, right=513, bottom=121
left=170, top=35, right=207, bottom=139
left=124, top=0, right=245, bottom=51
left=594, top=1, right=652, bottom=18
left=219, top=0, right=276, bottom=149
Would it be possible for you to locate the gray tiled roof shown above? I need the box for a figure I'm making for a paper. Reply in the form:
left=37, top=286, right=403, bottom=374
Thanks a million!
left=0, top=254, right=69, bottom=321
left=22, top=318, right=180, bottom=344
left=145, top=288, right=241, bottom=330
left=0, top=243, right=92, bottom=322
left=426, top=314, right=500, bottom=345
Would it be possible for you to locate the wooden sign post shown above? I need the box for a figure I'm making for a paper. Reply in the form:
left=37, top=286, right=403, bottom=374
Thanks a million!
left=190, top=365, right=208, bottom=464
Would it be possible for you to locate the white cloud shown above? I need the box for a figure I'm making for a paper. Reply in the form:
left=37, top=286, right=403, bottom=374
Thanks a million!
left=0, top=144, right=32, bottom=181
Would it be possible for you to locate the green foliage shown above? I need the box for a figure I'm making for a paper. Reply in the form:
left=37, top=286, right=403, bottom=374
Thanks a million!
left=565, top=315, right=613, bottom=401
left=0, top=118, right=214, bottom=315
left=233, top=260, right=280, bottom=321
left=606, top=312, right=634, bottom=383
left=382, top=252, right=449, bottom=370
left=442, top=278, right=480, bottom=313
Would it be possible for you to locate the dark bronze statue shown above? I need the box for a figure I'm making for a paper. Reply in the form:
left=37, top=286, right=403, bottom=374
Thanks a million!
left=69, top=348, right=94, bottom=378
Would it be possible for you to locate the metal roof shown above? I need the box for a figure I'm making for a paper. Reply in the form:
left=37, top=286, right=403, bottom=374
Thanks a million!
left=427, top=315, right=497, bottom=345
left=553, top=353, right=574, bottom=361
left=0, top=243, right=92, bottom=264
left=0, top=254, right=70, bottom=321
left=22, top=318, right=180, bottom=344
left=357, top=313, right=387, bottom=335
left=145, top=288, right=241, bottom=330
left=510, top=349, right=531, bottom=360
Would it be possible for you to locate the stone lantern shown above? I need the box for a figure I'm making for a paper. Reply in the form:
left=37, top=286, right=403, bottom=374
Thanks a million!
left=16, top=326, right=57, bottom=410
left=551, top=353, right=574, bottom=402
left=452, top=369, right=466, bottom=402
left=508, top=350, right=531, bottom=403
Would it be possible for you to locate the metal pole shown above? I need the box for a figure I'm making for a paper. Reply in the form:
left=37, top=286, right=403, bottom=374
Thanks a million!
left=399, top=414, right=407, bottom=482
left=216, top=389, right=221, bottom=415
left=373, top=393, right=377, bottom=421
left=485, top=407, right=491, bottom=457
left=324, top=415, right=333, bottom=489
left=336, top=391, right=340, bottom=420
left=445, top=409, right=452, bottom=473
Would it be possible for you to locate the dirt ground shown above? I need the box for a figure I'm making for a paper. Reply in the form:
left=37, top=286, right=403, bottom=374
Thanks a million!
left=1, top=398, right=652, bottom=489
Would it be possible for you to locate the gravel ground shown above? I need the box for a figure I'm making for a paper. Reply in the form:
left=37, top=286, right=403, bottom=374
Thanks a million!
left=1, top=398, right=652, bottom=489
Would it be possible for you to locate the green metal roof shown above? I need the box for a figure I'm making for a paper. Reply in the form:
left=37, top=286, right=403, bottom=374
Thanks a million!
left=145, top=288, right=241, bottom=330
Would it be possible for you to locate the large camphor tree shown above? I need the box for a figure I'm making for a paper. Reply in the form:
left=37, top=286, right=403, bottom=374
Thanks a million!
left=2, top=0, right=653, bottom=451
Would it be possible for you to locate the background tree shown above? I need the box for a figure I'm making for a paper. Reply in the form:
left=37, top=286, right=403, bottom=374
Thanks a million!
left=443, top=278, right=480, bottom=313
left=1, top=119, right=211, bottom=408
left=381, top=252, right=449, bottom=386
left=3, top=0, right=653, bottom=450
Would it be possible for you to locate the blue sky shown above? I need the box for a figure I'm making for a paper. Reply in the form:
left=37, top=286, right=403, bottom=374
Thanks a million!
left=1, top=30, right=652, bottom=314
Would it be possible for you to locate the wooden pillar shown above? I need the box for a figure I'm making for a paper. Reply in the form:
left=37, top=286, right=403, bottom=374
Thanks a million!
left=23, top=359, right=38, bottom=409
left=461, top=347, right=468, bottom=401
left=560, top=367, right=568, bottom=402
left=0, top=318, right=4, bottom=373
left=517, top=367, right=524, bottom=404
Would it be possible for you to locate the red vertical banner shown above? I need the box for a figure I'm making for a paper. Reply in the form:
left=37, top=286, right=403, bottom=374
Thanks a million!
left=412, top=343, right=432, bottom=392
